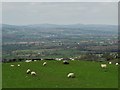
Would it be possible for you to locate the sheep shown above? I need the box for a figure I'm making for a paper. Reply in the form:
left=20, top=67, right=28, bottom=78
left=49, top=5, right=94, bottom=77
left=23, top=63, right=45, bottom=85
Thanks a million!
left=31, top=71, right=36, bottom=75
left=26, top=69, right=31, bottom=74
left=109, top=62, right=112, bottom=64
left=67, top=73, right=75, bottom=78
left=101, top=64, right=107, bottom=68
left=17, top=64, right=20, bottom=67
left=115, top=63, right=118, bottom=65
left=63, top=60, right=69, bottom=64
left=41, top=58, right=43, bottom=61
left=43, top=62, right=47, bottom=66
left=10, top=64, right=14, bottom=67
left=25, top=60, right=32, bottom=63
left=55, top=58, right=62, bottom=61
left=70, top=58, right=75, bottom=61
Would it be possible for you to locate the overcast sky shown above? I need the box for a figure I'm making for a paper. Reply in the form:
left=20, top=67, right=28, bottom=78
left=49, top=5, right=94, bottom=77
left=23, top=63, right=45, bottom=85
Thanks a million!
left=2, top=2, right=118, bottom=25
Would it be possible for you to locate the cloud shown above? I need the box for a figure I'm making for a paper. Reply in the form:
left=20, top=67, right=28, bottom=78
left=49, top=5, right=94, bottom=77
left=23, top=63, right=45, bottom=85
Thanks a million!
left=0, top=3, right=2, bottom=24
left=2, top=2, right=118, bottom=25
left=1, top=0, right=119, bottom=2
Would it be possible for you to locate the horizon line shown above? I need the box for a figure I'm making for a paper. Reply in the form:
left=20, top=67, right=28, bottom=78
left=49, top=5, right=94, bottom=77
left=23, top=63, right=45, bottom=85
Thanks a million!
left=1, top=23, right=118, bottom=26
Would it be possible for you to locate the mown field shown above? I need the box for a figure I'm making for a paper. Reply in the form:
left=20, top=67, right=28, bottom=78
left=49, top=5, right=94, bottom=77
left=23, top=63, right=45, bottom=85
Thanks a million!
left=2, top=60, right=118, bottom=88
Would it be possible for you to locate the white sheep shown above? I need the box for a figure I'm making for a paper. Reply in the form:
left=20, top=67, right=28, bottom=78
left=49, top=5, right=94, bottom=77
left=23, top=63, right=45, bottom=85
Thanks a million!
left=109, top=62, right=112, bottom=64
left=55, top=58, right=62, bottom=61
left=101, top=64, right=107, bottom=68
left=31, top=71, right=36, bottom=75
left=115, top=63, right=118, bottom=65
left=26, top=69, right=31, bottom=74
left=10, top=64, right=14, bottom=67
left=17, top=64, right=20, bottom=67
left=63, top=60, right=69, bottom=64
left=70, top=58, right=75, bottom=61
left=41, top=58, right=43, bottom=60
left=25, top=60, right=32, bottom=63
left=43, top=62, right=47, bottom=66
left=67, top=73, right=75, bottom=78
left=71, top=59, right=75, bottom=61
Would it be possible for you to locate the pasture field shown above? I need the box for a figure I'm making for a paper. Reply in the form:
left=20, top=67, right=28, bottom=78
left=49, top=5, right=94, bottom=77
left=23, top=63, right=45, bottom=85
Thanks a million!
left=2, top=60, right=118, bottom=88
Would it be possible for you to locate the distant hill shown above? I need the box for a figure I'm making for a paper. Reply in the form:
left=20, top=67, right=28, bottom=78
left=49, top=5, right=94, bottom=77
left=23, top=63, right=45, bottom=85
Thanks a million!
left=2, top=23, right=118, bottom=31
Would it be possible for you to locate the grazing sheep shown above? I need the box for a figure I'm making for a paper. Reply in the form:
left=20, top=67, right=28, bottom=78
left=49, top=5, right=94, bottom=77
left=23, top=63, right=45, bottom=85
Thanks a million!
left=43, top=62, right=47, bottom=66
left=109, top=62, right=112, bottom=64
left=115, top=63, right=118, bottom=65
left=63, top=60, right=69, bottom=64
left=41, top=58, right=43, bottom=60
left=17, top=64, right=20, bottom=67
left=71, top=59, right=75, bottom=61
left=25, top=60, right=32, bottom=63
left=55, top=58, right=62, bottom=61
left=26, top=69, right=31, bottom=74
left=31, top=71, right=36, bottom=75
left=67, top=73, right=75, bottom=78
left=70, top=58, right=74, bottom=61
left=10, top=64, right=14, bottom=67
left=101, top=64, right=107, bottom=68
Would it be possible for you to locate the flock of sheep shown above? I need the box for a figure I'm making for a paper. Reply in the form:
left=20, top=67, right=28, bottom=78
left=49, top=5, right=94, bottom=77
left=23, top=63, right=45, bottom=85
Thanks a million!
left=26, top=62, right=47, bottom=75
left=101, top=62, right=118, bottom=69
left=10, top=64, right=20, bottom=67
left=26, top=69, right=36, bottom=75
left=10, top=60, right=119, bottom=78
left=26, top=61, right=75, bottom=78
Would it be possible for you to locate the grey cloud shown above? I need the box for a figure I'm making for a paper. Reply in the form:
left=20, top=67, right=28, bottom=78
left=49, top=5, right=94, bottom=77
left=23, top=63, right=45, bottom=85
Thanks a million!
left=2, top=2, right=118, bottom=25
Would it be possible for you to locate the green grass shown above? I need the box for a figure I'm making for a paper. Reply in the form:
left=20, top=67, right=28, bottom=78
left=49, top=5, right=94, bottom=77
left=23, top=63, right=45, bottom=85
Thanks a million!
left=2, top=60, right=118, bottom=88
left=0, top=63, right=2, bottom=89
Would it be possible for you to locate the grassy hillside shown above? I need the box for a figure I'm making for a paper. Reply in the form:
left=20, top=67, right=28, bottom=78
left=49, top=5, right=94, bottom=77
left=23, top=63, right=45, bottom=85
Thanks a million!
left=2, top=60, right=118, bottom=88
